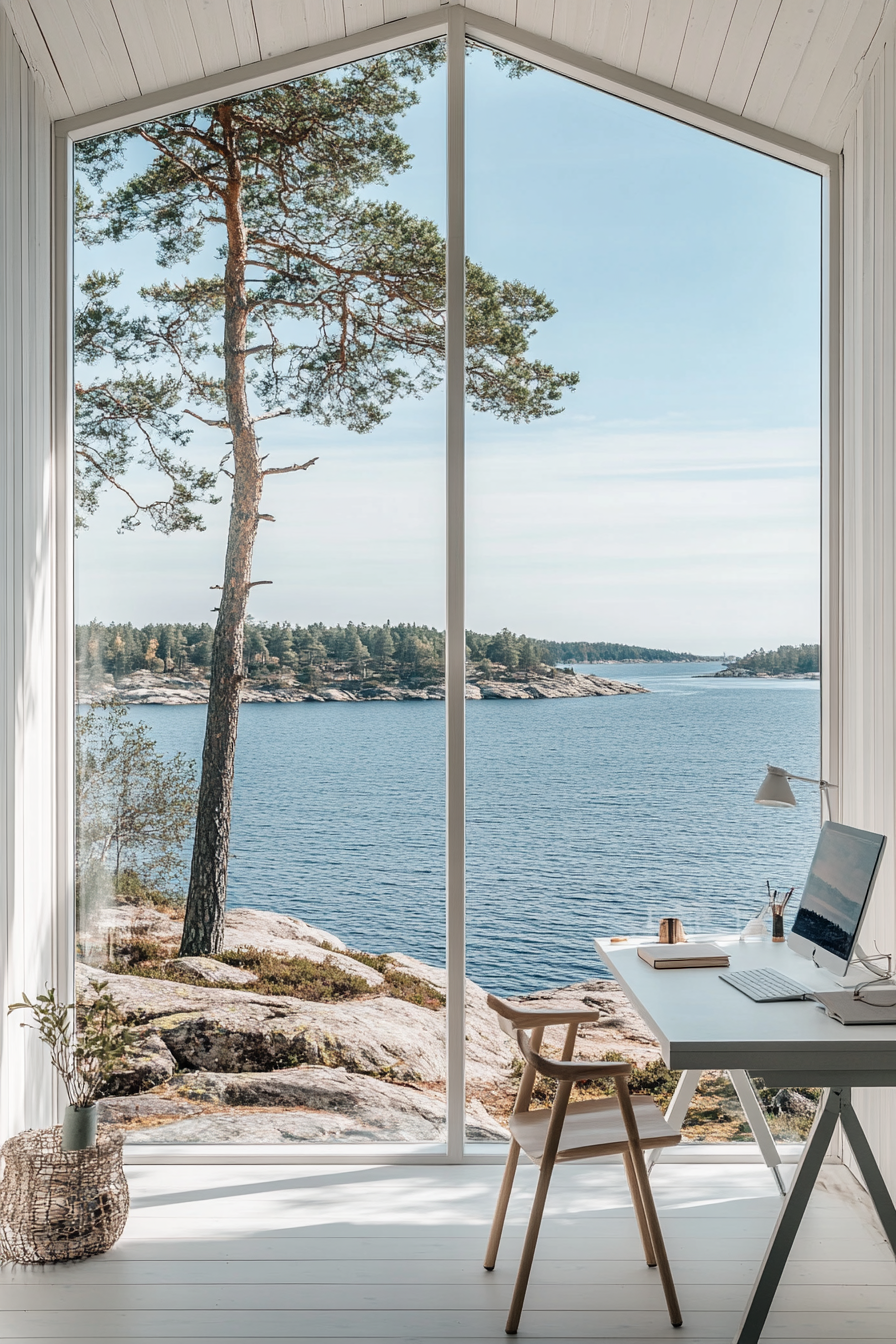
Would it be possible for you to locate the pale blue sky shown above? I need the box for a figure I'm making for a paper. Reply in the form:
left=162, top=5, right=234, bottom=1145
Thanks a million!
left=75, top=46, right=820, bottom=654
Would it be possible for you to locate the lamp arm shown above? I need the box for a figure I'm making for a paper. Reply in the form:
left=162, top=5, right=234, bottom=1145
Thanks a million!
left=787, top=774, right=837, bottom=824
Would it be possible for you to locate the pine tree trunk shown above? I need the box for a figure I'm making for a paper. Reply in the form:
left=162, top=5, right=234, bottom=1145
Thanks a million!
left=178, top=463, right=260, bottom=954
left=180, top=118, right=260, bottom=956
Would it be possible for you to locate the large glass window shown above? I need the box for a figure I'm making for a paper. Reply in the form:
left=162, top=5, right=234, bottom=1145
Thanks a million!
left=75, top=45, right=456, bottom=1145
left=464, top=46, right=822, bottom=1145
left=70, top=28, right=825, bottom=1156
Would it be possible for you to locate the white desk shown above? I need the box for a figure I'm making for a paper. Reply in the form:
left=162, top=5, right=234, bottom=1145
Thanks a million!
left=596, top=933, right=896, bottom=1344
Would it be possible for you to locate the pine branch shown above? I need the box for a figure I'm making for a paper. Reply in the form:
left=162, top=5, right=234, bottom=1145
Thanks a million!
left=260, top=457, right=318, bottom=477
left=183, top=408, right=230, bottom=428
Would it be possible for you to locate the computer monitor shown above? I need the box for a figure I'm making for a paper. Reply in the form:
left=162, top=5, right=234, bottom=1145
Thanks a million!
left=788, top=820, right=887, bottom=976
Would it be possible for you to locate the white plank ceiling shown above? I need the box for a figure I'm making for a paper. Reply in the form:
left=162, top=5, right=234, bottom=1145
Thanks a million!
left=0, top=0, right=893, bottom=149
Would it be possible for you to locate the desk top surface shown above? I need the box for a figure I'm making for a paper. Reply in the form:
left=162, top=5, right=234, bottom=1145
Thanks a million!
left=596, top=934, right=896, bottom=1080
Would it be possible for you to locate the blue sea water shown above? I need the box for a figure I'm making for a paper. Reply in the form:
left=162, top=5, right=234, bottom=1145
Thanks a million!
left=123, top=662, right=821, bottom=996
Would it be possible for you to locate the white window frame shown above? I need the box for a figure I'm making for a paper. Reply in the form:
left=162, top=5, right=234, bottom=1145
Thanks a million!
left=44, top=6, right=840, bottom=1165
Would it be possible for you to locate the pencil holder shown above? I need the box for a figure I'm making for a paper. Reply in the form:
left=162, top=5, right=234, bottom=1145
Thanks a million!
left=771, top=906, right=785, bottom=942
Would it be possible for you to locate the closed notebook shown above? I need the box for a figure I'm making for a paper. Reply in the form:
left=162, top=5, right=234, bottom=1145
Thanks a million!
left=638, top=942, right=729, bottom=969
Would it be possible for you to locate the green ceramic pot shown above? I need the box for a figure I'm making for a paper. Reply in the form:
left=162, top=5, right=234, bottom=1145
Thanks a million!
left=61, top=1104, right=97, bottom=1151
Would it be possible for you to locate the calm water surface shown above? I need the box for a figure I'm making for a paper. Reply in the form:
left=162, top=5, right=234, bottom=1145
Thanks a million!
left=128, top=662, right=820, bottom=994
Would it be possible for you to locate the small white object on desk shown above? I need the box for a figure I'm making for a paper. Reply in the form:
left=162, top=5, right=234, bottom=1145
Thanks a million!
left=740, top=907, right=770, bottom=941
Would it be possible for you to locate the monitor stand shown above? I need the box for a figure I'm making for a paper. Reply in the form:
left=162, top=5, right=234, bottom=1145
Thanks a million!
left=848, top=940, right=892, bottom=981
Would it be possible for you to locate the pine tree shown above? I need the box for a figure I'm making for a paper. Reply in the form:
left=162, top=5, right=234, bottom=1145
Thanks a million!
left=372, top=625, right=395, bottom=671
left=345, top=630, right=367, bottom=680
left=189, top=626, right=214, bottom=669
left=244, top=624, right=269, bottom=672
left=267, top=623, right=296, bottom=670
left=74, top=46, right=578, bottom=955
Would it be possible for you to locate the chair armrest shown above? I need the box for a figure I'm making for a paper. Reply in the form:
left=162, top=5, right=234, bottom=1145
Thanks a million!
left=494, top=993, right=634, bottom=1084
left=526, top=1053, right=632, bottom=1083
left=486, top=992, right=608, bottom=1030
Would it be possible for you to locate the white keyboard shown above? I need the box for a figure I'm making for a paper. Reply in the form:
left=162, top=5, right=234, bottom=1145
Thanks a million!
left=719, top=967, right=814, bottom=1002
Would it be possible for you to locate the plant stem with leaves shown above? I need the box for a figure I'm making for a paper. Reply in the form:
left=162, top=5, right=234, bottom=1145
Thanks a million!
left=8, top=983, right=136, bottom=1109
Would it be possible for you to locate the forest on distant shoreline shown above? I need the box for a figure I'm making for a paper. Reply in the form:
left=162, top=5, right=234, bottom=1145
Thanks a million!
left=75, top=620, right=710, bottom=686
left=542, top=640, right=710, bottom=664
left=718, top=644, right=819, bottom=676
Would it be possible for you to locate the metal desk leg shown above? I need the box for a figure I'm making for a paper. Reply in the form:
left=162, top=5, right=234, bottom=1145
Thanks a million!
left=734, top=1088, right=842, bottom=1344
left=838, top=1093, right=896, bottom=1249
left=735, top=1087, right=896, bottom=1343
left=728, top=1071, right=786, bottom=1195
left=647, top=1069, right=701, bottom=1170
left=649, top=1070, right=784, bottom=1195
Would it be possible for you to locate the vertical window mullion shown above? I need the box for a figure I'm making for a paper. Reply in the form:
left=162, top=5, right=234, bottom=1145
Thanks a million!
left=445, top=6, right=466, bottom=1163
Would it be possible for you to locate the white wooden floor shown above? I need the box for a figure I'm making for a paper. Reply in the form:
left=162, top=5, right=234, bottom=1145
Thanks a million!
left=0, top=1159, right=893, bottom=1342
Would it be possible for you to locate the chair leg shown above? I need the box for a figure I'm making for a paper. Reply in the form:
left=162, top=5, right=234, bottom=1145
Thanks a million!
left=505, top=1080, right=573, bottom=1335
left=623, top=1148, right=656, bottom=1267
left=487, top=1034, right=545, bottom=1272
left=627, top=1140, right=682, bottom=1327
left=485, top=1138, right=521, bottom=1269
left=505, top=1153, right=557, bottom=1334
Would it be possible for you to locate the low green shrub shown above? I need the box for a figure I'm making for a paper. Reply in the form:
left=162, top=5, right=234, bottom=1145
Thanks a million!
left=107, top=942, right=444, bottom=1010
left=510, top=1051, right=682, bottom=1109
left=217, top=947, right=378, bottom=1000
left=326, top=946, right=446, bottom=1009
left=220, top=946, right=444, bottom=1009
left=125, top=936, right=165, bottom=964
left=113, top=869, right=185, bottom=911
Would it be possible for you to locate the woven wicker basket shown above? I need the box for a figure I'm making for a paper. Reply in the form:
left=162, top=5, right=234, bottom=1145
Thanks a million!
left=0, top=1126, right=129, bottom=1263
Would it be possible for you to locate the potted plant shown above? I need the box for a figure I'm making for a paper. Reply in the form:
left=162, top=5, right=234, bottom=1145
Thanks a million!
left=0, top=982, right=136, bottom=1264
left=8, top=981, right=135, bottom=1149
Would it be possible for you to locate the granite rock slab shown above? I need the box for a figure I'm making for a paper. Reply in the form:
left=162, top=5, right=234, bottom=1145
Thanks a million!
left=166, top=956, right=259, bottom=986
left=124, top=1067, right=507, bottom=1144
left=100, top=1027, right=178, bottom=1095
left=98, top=1094, right=203, bottom=1124
left=170, top=1063, right=505, bottom=1142
left=79, top=966, right=449, bottom=1081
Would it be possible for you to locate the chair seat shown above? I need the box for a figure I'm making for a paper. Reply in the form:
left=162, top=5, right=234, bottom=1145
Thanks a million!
left=509, top=1094, right=681, bottom=1163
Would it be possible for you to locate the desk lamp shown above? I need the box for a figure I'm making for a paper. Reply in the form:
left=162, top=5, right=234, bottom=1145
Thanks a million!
left=754, top=764, right=836, bottom=823
left=740, top=765, right=838, bottom=940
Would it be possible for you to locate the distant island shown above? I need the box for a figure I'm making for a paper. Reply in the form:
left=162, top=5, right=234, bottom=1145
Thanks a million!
left=705, top=643, right=819, bottom=680
left=539, top=640, right=714, bottom=664
left=76, top=619, right=818, bottom=698
left=76, top=620, right=654, bottom=706
left=76, top=620, right=714, bottom=685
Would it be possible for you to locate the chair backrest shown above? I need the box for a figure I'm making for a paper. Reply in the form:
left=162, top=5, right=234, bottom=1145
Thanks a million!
left=486, top=992, right=632, bottom=1084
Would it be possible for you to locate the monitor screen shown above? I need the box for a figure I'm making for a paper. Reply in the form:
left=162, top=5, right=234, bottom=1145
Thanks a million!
left=790, top=821, right=886, bottom=965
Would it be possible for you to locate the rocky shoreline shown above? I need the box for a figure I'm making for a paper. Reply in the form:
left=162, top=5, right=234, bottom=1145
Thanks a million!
left=701, top=670, right=819, bottom=680
left=80, top=901, right=819, bottom=1144
left=81, top=902, right=660, bottom=1144
left=79, top=669, right=648, bottom=707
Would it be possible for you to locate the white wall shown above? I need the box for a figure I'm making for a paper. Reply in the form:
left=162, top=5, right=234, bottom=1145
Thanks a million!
left=840, top=34, right=896, bottom=1192
left=0, top=6, right=61, bottom=1139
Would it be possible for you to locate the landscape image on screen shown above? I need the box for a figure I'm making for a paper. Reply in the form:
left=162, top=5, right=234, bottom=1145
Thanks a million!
left=791, top=825, right=883, bottom=961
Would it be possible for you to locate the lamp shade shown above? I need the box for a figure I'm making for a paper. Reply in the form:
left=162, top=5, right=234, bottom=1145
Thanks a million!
left=754, top=765, right=797, bottom=808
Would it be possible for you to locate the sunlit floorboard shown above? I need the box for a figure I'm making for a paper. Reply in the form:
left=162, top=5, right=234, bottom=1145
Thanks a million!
left=0, top=1159, right=893, bottom=1341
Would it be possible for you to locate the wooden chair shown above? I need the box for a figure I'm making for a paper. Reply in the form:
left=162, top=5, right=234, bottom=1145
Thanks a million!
left=484, top=993, right=683, bottom=1334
